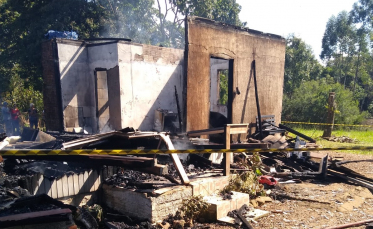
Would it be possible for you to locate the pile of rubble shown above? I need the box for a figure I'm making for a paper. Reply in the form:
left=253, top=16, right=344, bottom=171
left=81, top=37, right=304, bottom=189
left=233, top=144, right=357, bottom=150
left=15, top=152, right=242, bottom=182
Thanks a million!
left=0, top=122, right=373, bottom=229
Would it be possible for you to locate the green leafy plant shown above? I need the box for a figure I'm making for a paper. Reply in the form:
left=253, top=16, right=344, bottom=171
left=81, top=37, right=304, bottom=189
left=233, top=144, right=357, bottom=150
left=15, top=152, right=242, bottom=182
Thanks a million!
left=222, top=171, right=264, bottom=198
left=179, top=195, right=210, bottom=221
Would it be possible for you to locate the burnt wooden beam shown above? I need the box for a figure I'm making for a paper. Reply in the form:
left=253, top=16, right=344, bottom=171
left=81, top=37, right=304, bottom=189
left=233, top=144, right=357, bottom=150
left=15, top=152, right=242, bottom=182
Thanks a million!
left=279, top=124, right=316, bottom=143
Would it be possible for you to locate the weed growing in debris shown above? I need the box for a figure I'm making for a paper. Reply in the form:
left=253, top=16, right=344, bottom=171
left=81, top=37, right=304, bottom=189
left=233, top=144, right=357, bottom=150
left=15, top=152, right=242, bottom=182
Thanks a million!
left=221, top=171, right=264, bottom=198
left=179, top=195, right=210, bottom=221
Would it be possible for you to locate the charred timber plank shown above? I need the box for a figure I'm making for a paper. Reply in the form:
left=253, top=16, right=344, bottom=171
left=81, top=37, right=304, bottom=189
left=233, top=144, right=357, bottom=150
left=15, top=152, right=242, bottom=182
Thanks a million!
left=279, top=124, right=316, bottom=143
left=237, top=204, right=254, bottom=229
left=199, top=143, right=269, bottom=149
left=328, top=169, right=373, bottom=190
left=187, top=127, right=224, bottom=137
left=159, top=133, right=190, bottom=184
left=0, top=208, right=71, bottom=222
left=189, top=154, right=212, bottom=167
left=138, top=164, right=168, bottom=176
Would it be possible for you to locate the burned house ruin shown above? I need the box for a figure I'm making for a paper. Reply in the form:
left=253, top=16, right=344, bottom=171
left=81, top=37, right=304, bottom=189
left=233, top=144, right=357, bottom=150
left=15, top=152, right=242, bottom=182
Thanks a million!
left=42, top=17, right=286, bottom=135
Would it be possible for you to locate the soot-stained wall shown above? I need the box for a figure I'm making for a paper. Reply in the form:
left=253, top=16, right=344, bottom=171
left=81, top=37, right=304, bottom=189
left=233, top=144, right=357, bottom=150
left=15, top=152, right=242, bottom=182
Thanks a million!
left=185, top=17, right=286, bottom=135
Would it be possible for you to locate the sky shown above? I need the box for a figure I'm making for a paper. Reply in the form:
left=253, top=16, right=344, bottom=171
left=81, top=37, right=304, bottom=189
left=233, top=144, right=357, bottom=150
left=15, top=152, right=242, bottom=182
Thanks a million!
left=237, top=0, right=358, bottom=61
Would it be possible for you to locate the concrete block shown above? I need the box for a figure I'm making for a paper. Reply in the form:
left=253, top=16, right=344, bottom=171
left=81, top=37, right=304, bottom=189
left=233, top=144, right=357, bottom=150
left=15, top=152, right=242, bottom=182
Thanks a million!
left=204, top=191, right=250, bottom=221
left=102, top=184, right=192, bottom=223
left=190, top=176, right=230, bottom=196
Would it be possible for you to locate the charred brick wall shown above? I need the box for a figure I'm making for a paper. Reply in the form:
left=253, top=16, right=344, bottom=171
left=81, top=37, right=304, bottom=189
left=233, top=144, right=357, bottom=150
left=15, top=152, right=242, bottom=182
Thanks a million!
left=185, top=17, right=286, bottom=135
left=42, top=39, right=63, bottom=131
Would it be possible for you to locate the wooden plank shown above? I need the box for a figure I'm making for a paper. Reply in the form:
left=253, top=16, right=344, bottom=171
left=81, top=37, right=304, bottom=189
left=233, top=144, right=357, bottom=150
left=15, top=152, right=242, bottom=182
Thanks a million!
left=229, top=127, right=248, bottom=134
left=35, top=174, right=45, bottom=195
left=159, top=133, right=190, bottom=184
left=67, top=175, right=74, bottom=196
left=187, top=127, right=224, bottom=137
left=88, top=170, right=95, bottom=192
left=45, top=178, right=52, bottom=197
left=73, top=174, right=79, bottom=195
left=50, top=180, right=58, bottom=198
left=224, top=126, right=231, bottom=176
left=92, top=170, right=99, bottom=191
left=170, top=154, right=190, bottom=184
left=61, top=176, right=68, bottom=197
left=56, top=178, right=63, bottom=198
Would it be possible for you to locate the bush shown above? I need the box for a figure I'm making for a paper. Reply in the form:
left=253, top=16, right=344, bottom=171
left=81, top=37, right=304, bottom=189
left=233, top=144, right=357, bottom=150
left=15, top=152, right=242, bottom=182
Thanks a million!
left=282, top=77, right=367, bottom=124
left=1, top=74, right=43, bottom=125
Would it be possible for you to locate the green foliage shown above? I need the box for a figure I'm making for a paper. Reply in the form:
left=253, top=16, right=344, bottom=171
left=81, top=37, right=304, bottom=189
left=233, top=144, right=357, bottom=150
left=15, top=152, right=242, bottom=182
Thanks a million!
left=282, top=77, right=367, bottom=124
left=285, top=35, right=323, bottom=96
left=0, top=0, right=246, bottom=96
left=180, top=195, right=210, bottom=220
left=222, top=171, right=264, bottom=198
left=173, top=0, right=246, bottom=26
left=0, top=0, right=103, bottom=92
left=2, top=73, right=43, bottom=115
left=219, top=70, right=228, bottom=105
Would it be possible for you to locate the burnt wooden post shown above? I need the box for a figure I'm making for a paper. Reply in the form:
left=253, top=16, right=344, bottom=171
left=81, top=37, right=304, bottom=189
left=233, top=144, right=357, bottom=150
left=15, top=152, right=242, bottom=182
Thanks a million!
left=323, top=92, right=336, bottom=138
left=223, top=125, right=231, bottom=176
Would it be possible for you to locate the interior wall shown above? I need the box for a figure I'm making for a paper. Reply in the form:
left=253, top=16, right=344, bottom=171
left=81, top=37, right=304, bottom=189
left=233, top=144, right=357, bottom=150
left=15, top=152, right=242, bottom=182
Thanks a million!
left=186, top=17, right=286, bottom=135
left=107, top=66, right=121, bottom=130
left=118, top=43, right=184, bottom=131
left=57, top=41, right=91, bottom=132
left=54, top=40, right=184, bottom=133
left=87, top=43, right=119, bottom=133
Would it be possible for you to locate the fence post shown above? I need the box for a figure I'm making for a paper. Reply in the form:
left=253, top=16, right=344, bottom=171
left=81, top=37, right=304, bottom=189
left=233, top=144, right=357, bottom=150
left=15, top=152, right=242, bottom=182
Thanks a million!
left=323, top=92, right=336, bottom=138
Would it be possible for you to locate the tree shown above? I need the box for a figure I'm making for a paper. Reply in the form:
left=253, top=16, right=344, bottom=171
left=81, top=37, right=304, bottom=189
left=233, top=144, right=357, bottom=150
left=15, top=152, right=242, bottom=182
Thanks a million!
left=282, top=77, right=367, bottom=125
left=0, top=0, right=103, bottom=92
left=284, top=35, right=323, bottom=97
left=154, top=0, right=246, bottom=47
left=320, top=11, right=359, bottom=87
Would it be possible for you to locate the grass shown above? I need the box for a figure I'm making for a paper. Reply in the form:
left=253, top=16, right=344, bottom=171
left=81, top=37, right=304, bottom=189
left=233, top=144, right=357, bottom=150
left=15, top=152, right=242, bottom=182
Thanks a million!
left=285, top=126, right=373, bottom=155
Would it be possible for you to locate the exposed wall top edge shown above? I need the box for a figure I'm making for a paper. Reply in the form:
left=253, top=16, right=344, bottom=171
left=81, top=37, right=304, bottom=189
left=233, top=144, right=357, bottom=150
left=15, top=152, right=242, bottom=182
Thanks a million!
left=52, top=38, right=184, bottom=51
left=188, top=16, right=285, bottom=41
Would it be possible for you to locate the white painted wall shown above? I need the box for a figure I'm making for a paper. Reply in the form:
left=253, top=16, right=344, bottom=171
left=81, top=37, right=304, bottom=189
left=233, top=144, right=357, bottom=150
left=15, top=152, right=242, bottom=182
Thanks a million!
left=118, top=43, right=184, bottom=131
left=87, top=43, right=119, bottom=133
left=57, top=40, right=184, bottom=133
left=210, top=59, right=229, bottom=117
left=58, top=42, right=91, bottom=131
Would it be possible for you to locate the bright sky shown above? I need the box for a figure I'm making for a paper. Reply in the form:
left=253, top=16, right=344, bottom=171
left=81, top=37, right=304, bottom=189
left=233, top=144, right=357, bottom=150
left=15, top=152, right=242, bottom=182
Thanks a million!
left=237, top=0, right=357, bottom=61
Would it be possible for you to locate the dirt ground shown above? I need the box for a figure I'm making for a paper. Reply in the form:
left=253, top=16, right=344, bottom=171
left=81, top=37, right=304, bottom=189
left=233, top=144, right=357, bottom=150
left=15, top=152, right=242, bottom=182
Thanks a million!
left=250, top=151, right=373, bottom=229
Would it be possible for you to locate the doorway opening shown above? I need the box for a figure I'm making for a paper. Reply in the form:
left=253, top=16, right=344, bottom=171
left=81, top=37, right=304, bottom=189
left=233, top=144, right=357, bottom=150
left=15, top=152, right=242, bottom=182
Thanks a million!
left=209, top=57, right=233, bottom=128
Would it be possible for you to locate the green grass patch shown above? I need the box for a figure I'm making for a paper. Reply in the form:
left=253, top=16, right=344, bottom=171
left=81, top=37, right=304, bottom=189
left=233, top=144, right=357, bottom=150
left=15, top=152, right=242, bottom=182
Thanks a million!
left=285, top=127, right=373, bottom=155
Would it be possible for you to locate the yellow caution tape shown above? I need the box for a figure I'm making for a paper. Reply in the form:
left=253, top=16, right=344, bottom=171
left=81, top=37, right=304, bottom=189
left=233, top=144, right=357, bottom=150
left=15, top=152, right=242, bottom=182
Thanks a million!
left=281, top=121, right=373, bottom=128
left=0, top=146, right=373, bottom=156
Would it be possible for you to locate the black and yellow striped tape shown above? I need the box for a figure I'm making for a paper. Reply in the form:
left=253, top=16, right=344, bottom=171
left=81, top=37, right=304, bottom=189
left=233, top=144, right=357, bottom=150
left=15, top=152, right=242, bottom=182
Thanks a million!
left=1, top=146, right=373, bottom=156
left=281, top=121, right=373, bottom=128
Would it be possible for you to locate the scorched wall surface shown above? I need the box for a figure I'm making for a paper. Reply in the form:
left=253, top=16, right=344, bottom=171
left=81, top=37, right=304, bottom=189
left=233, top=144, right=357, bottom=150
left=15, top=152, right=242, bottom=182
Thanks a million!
left=118, top=43, right=184, bottom=131
left=186, top=17, right=286, bottom=134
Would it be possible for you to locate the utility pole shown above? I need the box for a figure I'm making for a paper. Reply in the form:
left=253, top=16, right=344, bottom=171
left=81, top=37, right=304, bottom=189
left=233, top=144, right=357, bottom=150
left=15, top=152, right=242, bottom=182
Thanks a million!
left=323, top=92, right=336, bottom=138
